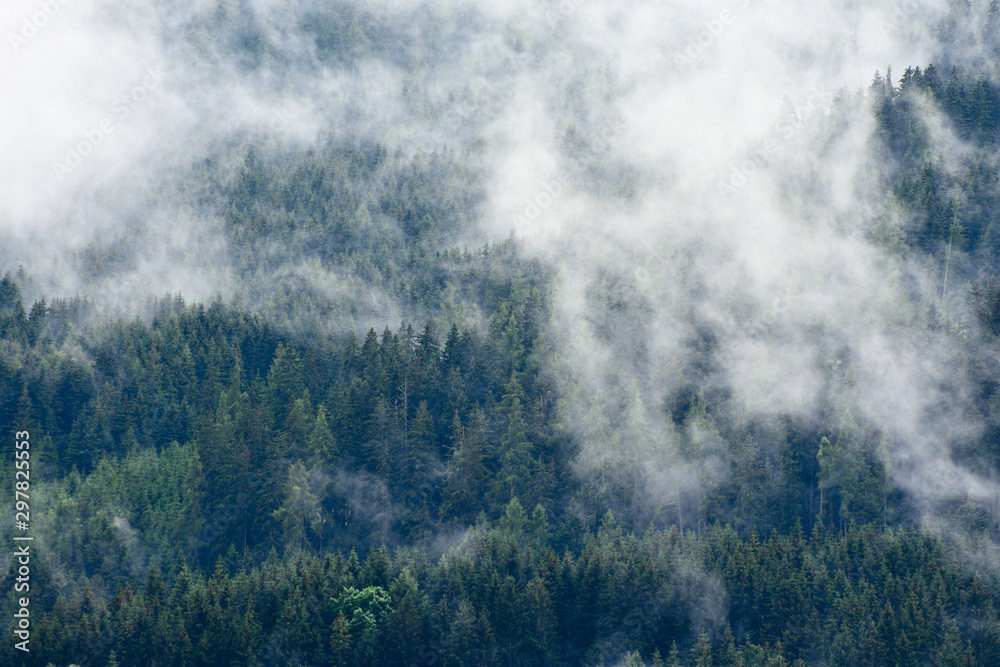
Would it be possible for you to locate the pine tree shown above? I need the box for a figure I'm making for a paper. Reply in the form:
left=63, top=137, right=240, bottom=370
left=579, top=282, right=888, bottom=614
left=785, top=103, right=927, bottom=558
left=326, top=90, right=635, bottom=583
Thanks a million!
left=501, top=313, right=525, bottom=375
left=622, top=650, right=646, bottom=667
left=720, top=624, right=740, bottom=667
left=331, top=611, right=352, bottom=667
left=365, top=396, right=400, bottom=480
left=442, top=323, right=462, bottom=371
left=266, top=343, right=306, bottom=427
left=342, top=332, right=361, bottom=380
left=272, top=461, right=322, bottom=554
left=386, top=569, right=426, bottom=665
left=493, top=575, right=526, bottom=664
left=524, top=577, right=556, bottom=662
left=407, top=400, right=437, bottom=488
left=668, top=641, right=682, bottom=667
left=234, top=607, right=263, bottom=664
left=282, top=394, right=313, bottom=459
left=528, top=504, right=549, bottom=548
left=308, top=405, right=339, bottom=464
left=441, top=407, right=491, bottom=522
left=491, top=375, right=534, bottom=507
left=444, top=367, right=469, bottom=426
left=693, top=630, right=713, bottom=666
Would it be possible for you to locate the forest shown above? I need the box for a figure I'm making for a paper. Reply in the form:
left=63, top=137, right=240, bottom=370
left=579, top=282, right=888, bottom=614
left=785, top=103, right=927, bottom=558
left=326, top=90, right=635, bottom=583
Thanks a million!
left=5, top=0, right=1000, bottom=665
left=0, top=61, right=999, bottom=664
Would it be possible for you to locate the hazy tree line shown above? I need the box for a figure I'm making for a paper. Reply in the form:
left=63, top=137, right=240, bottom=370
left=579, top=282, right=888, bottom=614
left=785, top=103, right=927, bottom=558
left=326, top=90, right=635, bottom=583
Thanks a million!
left=4, top=62, right=1000, bottom=664
left=4, top=513, right=998, bottom=666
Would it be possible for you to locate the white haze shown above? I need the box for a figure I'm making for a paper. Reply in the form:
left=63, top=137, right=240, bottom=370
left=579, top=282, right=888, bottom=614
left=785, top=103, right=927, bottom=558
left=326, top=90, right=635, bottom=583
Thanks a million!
left=4, top=0, right=1000, bottom=570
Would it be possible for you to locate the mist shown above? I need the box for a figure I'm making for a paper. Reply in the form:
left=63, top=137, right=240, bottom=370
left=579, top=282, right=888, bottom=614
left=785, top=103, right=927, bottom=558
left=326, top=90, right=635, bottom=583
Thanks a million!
left=3, top=0, right=998, bottom=523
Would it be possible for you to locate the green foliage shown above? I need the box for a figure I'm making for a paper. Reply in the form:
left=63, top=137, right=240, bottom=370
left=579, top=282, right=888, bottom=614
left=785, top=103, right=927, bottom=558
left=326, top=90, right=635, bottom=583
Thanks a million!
left=332, top=585, right=392, bottom=637
left=5, top=508, right=1000, bottom=665
left=9, top=59, right=1000, bottom=667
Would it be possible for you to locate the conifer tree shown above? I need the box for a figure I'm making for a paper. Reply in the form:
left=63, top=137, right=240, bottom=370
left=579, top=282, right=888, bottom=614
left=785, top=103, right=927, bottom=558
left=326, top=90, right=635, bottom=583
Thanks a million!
left=491, top=375, right=534, bottom=507
left=308, top=404, right=339, bottom=464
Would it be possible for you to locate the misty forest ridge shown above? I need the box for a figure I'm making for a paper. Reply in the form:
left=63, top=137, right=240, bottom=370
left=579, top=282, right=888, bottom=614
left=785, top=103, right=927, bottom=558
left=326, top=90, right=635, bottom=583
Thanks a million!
left=4, top=0, right=1000, bottom=665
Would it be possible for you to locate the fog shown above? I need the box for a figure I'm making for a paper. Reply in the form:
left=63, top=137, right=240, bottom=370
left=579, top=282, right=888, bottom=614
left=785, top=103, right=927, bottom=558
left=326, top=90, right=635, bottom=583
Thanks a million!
left=4, top=0, right=1000, bottom=564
